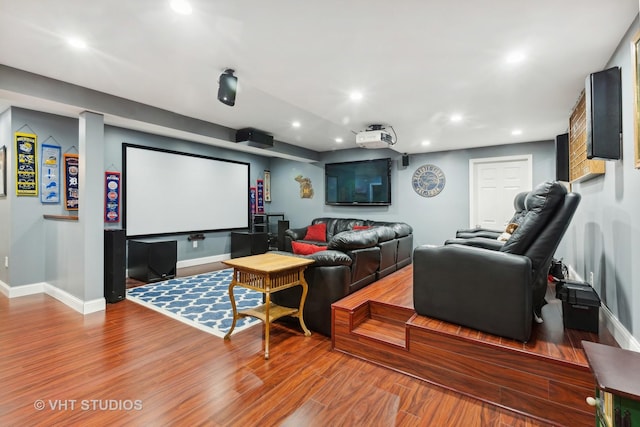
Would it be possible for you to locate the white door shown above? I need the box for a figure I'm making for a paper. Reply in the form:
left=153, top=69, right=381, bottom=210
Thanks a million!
left=469, top=155, right=532, bottom=229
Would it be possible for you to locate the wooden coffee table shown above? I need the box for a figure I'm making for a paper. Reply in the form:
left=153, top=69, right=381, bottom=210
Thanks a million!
left=222, top=253, right=315, bottom=359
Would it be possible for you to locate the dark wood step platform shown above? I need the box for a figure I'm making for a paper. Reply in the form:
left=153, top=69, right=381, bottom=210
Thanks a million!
left=332, top=265, right=619, bottom=426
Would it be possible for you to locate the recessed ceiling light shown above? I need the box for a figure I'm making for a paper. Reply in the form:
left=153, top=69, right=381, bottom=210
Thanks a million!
left=421, top=140, right=431, bottom=146
left=512, top=129, right=523, bottom=136
left=506, top=51, right=525, bottom=64
left=335, top=137, right=343, bottom=143
left=67, top=37, right=87, bottom=49
left=450, top=114, right=462, bottom=123
left=292, top=121, right=301, bottom=128
left=349, top=91, right=363, bottom=102
left=170, top=0, right=193, bottom=15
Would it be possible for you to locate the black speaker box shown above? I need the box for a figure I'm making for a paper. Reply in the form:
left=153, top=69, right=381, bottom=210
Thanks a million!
left=555, top=133, right=569, bottom=182
left=217, top=72, right=237, bottom=106
left=402, top=154, right=409, bottom=167
left=235, top=128, right=274, bottom=148
left=586, top=66, right=621, bottom=160
left=128, top=240, right=177, bottom=283
left=277, top=220, right=290, bottom=251
left=104, top=229, right=126, bottom=303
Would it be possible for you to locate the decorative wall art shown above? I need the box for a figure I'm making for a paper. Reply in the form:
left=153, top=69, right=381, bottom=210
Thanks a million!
left=0, top=146, right=6, bottom=197
left=15, top=132, right=38, bottom=196
left=40, top=142, right=61, bottom=203
left=294, top=175, right=314, bottom=199
left=63, top=153, right=79, bottom=210
left=412, top=164, right=446, bottom=198
left=263, top=170, right=271, bottom=202
left=633, top=30, right=640, bottom=168
left=250, top=186, right=257, bottom=213
left=104, top=171, right=121, bottom=223
left=256, top=179, right=265, bottom=213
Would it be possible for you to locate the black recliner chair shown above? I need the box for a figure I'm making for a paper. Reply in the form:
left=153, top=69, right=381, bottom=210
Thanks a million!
left=455, top=191, right=529, bottom=239
left=413, top=181, right=580, bottom=342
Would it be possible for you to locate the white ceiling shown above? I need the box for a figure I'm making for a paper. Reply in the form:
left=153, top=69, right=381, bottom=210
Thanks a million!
left=0, top=0, right=637, bottom=155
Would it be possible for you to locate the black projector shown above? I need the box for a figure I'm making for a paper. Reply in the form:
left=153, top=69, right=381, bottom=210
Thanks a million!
left=235, top=128, right=274, bottom=148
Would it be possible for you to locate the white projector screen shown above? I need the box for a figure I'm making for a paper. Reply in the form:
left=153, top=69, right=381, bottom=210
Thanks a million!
left=123, top=144, right=250, bottom=237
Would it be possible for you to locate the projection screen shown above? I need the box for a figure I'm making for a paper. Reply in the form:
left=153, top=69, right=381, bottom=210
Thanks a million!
left=123, top=144, right=250, bottom=237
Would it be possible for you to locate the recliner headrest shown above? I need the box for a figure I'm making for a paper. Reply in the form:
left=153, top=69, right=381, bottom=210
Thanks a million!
left=514, top=191, right=528, bottom=213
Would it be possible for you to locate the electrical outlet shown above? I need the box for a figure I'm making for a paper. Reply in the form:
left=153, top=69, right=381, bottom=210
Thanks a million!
left=589, top=271, right=594, bottom=285
left=193, top=240, right=198, bottom=249
left=4, top=256, right=8, bottom=268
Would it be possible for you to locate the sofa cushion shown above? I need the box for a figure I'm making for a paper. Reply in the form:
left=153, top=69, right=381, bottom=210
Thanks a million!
left=328, top=229, right=380, bottom=250
left=292, top=241, right=328, bottom=255
left=304, top=223, right=327, bottom=242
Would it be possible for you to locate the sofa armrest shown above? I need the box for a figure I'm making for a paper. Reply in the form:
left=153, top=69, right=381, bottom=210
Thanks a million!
left=455, top=227, right=501, bottom=237
left=444, top=237, right=504, bottom=251
left=413, top=244, right=533, bottom=341
left=285, top=226, right=309, bottom=242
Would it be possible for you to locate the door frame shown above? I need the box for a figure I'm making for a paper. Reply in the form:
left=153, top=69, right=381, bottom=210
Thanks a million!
left=468, top=154, right=533, bottom=228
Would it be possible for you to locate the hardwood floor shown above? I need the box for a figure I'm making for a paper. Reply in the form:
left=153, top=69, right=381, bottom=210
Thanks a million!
left=2, top=264, right=565, bottom=426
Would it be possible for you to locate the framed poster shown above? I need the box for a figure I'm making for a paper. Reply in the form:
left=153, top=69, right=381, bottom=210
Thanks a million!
left=63, top=153, right=79, bottom=210
left=0, top=146, right=6, bottom=197
left=633, top=30, right=640, bottom=168
left=15, top=132, right=38, bottom=196
left=104, top=171, right=121, bottom=222
left=40, top=143, right=61, bottom=203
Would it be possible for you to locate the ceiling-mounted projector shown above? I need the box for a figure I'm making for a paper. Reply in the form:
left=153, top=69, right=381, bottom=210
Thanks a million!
left=356, top=126, right=394, bottom=149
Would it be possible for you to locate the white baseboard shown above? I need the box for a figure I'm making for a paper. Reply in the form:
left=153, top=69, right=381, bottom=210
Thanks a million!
left=177, top=253, right=231, bottom=269
left=567, top=265, right=640, bottom=352
left=0, top=280, right=105, bottom=315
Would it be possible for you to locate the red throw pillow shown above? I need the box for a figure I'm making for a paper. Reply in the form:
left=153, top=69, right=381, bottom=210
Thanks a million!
left=291, top=241, right=327, bottom=255
left=353, top=225, right=371, bottom=230
left=303, top=223, right=327, bottom=242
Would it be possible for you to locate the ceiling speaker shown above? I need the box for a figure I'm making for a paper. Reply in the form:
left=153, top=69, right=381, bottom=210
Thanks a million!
left=217, top=69, right=237, bottom=106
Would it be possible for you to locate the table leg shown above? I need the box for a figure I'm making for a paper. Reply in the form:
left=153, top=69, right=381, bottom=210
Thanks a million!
left=224, top=278, right=238, bottom=340
left=297, top=272, right=312, bottom=337
left=264, top=291, right=270, bottom=359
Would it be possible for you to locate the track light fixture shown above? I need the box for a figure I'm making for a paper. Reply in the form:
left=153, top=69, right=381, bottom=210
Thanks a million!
left=217, top=68, right=237, bottom=106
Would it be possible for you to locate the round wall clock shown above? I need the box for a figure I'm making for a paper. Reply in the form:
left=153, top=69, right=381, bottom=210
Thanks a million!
left=412, top=164, right=446, bottom=197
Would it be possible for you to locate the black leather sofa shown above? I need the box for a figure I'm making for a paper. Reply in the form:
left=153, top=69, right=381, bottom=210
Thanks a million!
left=413, top=181, right=580, bottom=342
left=272, top=218, right=413, bottom=336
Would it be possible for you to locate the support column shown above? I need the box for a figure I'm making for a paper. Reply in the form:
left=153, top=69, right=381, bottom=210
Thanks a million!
left=79, top=111, right=105, bottom=302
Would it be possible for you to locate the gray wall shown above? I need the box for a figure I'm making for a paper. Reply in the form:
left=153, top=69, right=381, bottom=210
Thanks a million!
left=564, top=17, right=640, bottom=343
left=269, top=140, right=555, bottom=248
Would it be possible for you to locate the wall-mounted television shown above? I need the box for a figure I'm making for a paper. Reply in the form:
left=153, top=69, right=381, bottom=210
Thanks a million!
left=585, top=66, right=621, bottom=160
left=325, top=158, right=392, bottom=206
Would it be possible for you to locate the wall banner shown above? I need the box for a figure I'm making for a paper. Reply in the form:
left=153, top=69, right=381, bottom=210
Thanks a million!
left=264, top=170, right=271, bottom=202
left=63, top=153, right=79, bottom=211
left=256, top=179, right=264, bottom=213
left=250, top=186, right=257, bottom=214
left=104, top=171, right=121, bottom=223
left=15, top=132, right=38, bottom=196
left=40, top=143, right=61, bottom=203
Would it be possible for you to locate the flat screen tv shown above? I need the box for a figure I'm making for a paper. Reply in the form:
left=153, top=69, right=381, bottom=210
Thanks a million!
left=325, top=158, right=392, bottom=206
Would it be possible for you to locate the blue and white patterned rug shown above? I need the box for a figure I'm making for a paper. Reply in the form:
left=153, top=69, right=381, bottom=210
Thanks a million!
left=126, top=268, right=262, bottom=338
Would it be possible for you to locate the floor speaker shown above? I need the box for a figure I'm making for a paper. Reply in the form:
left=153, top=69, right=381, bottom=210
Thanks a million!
left=104, top=229, right=126, bottom=303
left=277, top=220, right=290, bottom=251
left=555, top=133, right=569, bottom=182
